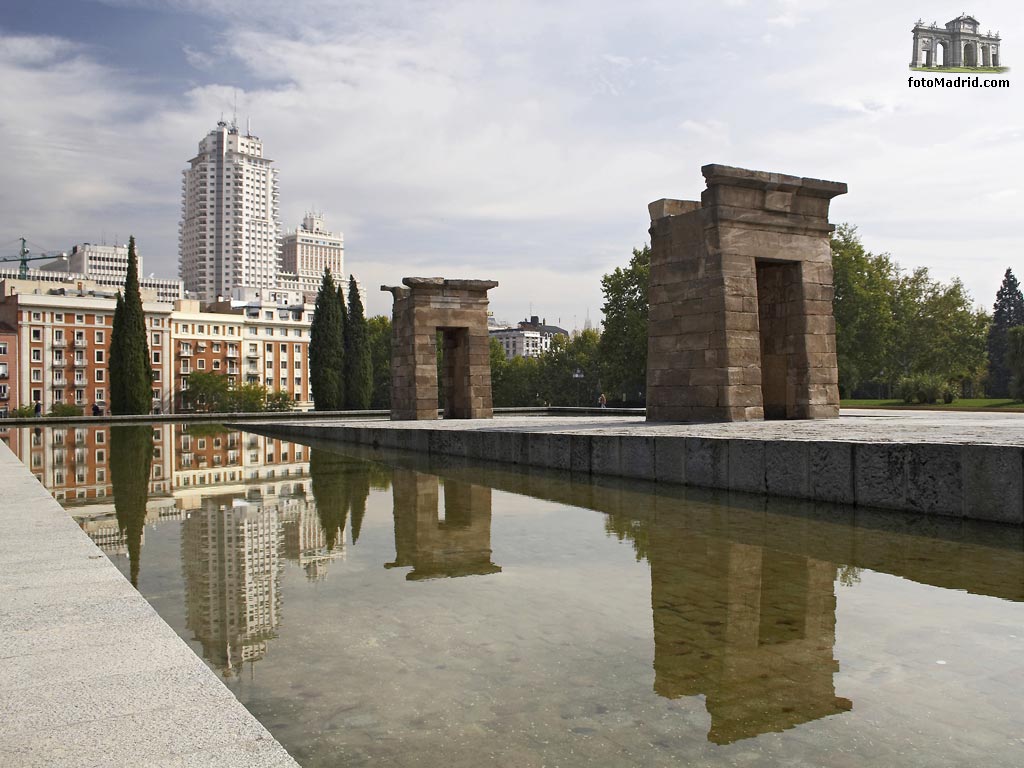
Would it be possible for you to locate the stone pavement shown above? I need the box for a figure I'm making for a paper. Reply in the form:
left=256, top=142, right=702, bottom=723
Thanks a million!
left=0, top=440, right=299, bottom=768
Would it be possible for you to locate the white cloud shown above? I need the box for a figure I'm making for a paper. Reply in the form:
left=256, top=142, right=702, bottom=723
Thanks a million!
left=3, top=0, right=1023, bottom=322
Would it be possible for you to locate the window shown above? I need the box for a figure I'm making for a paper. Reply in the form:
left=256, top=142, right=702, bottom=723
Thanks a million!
left=75, top=314, right=84, bottom=324
left=266, top=343, right=272, bottom=353
left=152, top=370, right=161, bottom=382
left=31, top=369, right=41, bottom=382
left=53, top=389, right=63, bottom=401
left=54, top=313, right=63, bottom=322
left=266, top=360, right=273, bottom=370
left=95, top=449, right=105, bottom=463
left=95, top=369, right=105, bottom=382
left=95, top=429, right=105, bottom=444
left=294, top=360, right=301, bottom=369
left=0, top=343, right=6, bottom=355
left=197, top=359, right=206, bottom=370
left=31, top=349, right=41, bottom=362
left=153, top=332, right=161, bottom=345
left=212, top=342, right=221, bottom=352
left=32, top=388, right=41, bottom=402
left=153, top=351, right=161, bottom=364
left=75, top=389, right=85, bottom=404
left=212, top=360, right=220, bottom=370
left=32, top=312, right=41, bottom=321
left=31, top=329, right=41, bottom=341
left=95, top=331, right=105, bottom=344
left=280, top=343, right=287, bottom=353
left=95, top=350, right=105, bottom=363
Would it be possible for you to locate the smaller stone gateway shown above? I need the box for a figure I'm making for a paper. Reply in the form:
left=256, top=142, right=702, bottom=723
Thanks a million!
left=382, top=277, right=498, bottom=420
left=646, top=164, right=846, bottom=423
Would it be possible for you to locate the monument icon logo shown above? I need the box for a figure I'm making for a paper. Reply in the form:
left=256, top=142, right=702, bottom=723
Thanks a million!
left=911, top=14, right=1008, bottom=72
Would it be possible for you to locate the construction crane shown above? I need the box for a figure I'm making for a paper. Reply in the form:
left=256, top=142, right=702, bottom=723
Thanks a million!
left=1, top=237, right=66, bottom=279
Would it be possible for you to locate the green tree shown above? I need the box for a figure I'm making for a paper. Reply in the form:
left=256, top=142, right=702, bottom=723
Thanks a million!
left=538, top=329, right=601, bottom=406
left=309, top=269, right=345, bottom=410
left=831, top=224, right=896, bottom=396
left=367, top=315, right=392, bottom=409
left=1008, top=326, right=1024, bottom=400
left=225, top=382, right=268, bottom=413
left=344, top=275, right=372, bottom=409
left=110, top=425, right=154, bottom=587
left=986, top=269, right=1024, bottom=397
left=492, top=354, right=542, bottom=407
left=185, top=371, right=230, bottom=412
left=109, top=236, right=152, bottom=414
left=599, top=245, right=649, bottom=404
left=266, top=389, right=295, bottom=412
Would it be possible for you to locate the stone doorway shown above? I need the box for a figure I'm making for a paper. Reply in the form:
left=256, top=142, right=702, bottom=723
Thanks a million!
left=382, top=277, right=497, bottom=420
left=755, top=260, right=804, bottom=420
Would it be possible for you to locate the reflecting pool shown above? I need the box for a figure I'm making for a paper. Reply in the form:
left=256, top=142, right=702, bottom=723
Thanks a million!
left=4, top=423, right=1024, bottom=767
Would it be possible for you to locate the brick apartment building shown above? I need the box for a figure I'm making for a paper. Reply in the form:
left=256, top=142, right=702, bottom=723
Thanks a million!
left=0, top=278, right=314, bottom=415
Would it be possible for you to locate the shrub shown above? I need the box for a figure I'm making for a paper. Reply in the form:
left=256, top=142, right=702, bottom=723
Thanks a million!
left=49, top=403, right=84, bottom=417
left=10, top=404, right=36, bottom=418
left=895, top=374, right=955, bottom=405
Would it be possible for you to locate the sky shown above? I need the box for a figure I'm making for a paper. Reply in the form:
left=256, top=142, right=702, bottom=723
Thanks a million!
left=1, top=0, right=1021, bottom=326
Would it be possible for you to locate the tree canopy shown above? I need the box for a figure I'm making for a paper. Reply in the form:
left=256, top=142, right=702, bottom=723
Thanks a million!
left=598, top=245, right=649, bottom=404
left=986, top=269, right=1024, bottom=397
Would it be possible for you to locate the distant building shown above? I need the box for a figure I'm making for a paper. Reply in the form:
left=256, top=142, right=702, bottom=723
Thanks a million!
left=489, top=315, right=569, bottom=360
left=280, top=213, right=344, bottom=302
left=4, top=241, right=184, bottom=303
left=179, top=121, right=282, bottom=302
left=0, top=322, right=17, bottom=418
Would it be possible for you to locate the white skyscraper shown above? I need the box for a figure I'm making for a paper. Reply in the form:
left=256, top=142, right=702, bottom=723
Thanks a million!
left=280, top=212, right=344, bottom=301
left=179, top=121, right=281, bottom=302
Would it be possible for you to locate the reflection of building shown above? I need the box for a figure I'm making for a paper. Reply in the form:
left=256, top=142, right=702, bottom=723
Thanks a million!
left=649, top=530, right=851, bottom=744
left=387, top=469, right=500, bottom=580
left=281, top=495, right=345, bottom=581
left=182, top=498, right=284, bottom=675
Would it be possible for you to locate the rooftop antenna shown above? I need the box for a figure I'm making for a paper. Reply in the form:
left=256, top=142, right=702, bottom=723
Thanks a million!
left=247, top=116, right=251, bottom=136
left=232, top=90, right=238, bottom=129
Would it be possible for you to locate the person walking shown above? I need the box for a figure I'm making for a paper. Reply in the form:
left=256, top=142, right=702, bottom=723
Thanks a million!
left=34, top=400, right=41, bottom=417
left=598, top=393, right=607, bottom=409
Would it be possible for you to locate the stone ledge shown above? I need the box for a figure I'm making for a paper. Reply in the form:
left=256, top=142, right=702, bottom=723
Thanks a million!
left=0, top=441, right=300, bottom=768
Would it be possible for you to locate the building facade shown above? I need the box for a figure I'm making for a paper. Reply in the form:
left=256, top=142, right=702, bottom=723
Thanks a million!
left=179, top=121, right=282, bottom=302
left=489, top=315, right=569, bottom=360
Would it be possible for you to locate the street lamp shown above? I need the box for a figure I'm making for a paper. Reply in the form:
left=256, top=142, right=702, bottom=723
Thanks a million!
left=572, top=368, right=584, bottom=407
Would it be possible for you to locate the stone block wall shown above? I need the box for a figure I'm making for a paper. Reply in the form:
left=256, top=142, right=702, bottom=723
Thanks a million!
left=383, top=277, right=497, bottom=420
left=646, top=164, right=846, bottom=422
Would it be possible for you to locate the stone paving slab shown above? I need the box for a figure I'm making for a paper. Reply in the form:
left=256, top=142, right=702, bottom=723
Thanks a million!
left=0, top=441, right=299, bottom=768
left=242, top=409, right=1024, bottom=524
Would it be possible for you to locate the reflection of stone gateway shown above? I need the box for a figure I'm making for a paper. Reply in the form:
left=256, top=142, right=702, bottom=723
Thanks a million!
left=382, top=277, right=498, bottom=420
left=646, top=164, right=846, bottom=422
left=911, top=15, right=1002, bottom=69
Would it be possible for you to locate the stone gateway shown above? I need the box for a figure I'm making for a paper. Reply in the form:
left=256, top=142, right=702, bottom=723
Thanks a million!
left=382, top=277, right=498, bottom=420
left=646, top=164, right=847, bottom=423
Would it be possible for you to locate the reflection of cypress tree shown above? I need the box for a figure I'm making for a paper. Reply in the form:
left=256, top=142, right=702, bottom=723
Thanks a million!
left=309, top=449, right=378, bottom=547
left=110, top=425, right=154, bottom=587
left=309, top=448, right=350, bottom=551
left=349, top=465, right=370, bottom=543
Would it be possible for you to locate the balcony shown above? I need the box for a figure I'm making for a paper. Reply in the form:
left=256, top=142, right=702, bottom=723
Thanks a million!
left=52, top=339, right=67, bottom=348
left=51, top=379, right=66, bottom=388
left=178, top=348, right=193, bottom=357
left=180, top=366, right=192, bottom=375
left=74, top=358, right=88, bottom=368
left=227, top=365, right=239, bottom=375
left=226, top=349, right=239, bottom=358
left=73, top=338, right=88, bottom=348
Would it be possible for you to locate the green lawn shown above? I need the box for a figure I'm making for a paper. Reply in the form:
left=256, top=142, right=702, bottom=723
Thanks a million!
left=842, top=398, right=1024, bottom=412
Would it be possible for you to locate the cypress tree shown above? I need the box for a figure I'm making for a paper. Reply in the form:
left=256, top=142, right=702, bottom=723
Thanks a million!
left=310, top=269, right=344, bottom=410
left=345, top=275, right=373, bottom=409
left=986, top=268, right=1024, bottom=397
left=337, top=283, right=348, bottom=408
left=109, top=236, right=153, bottom=414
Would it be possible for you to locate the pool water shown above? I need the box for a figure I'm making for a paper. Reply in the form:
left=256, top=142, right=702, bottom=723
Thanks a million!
left=11, top=424, right=1024, bottom=767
